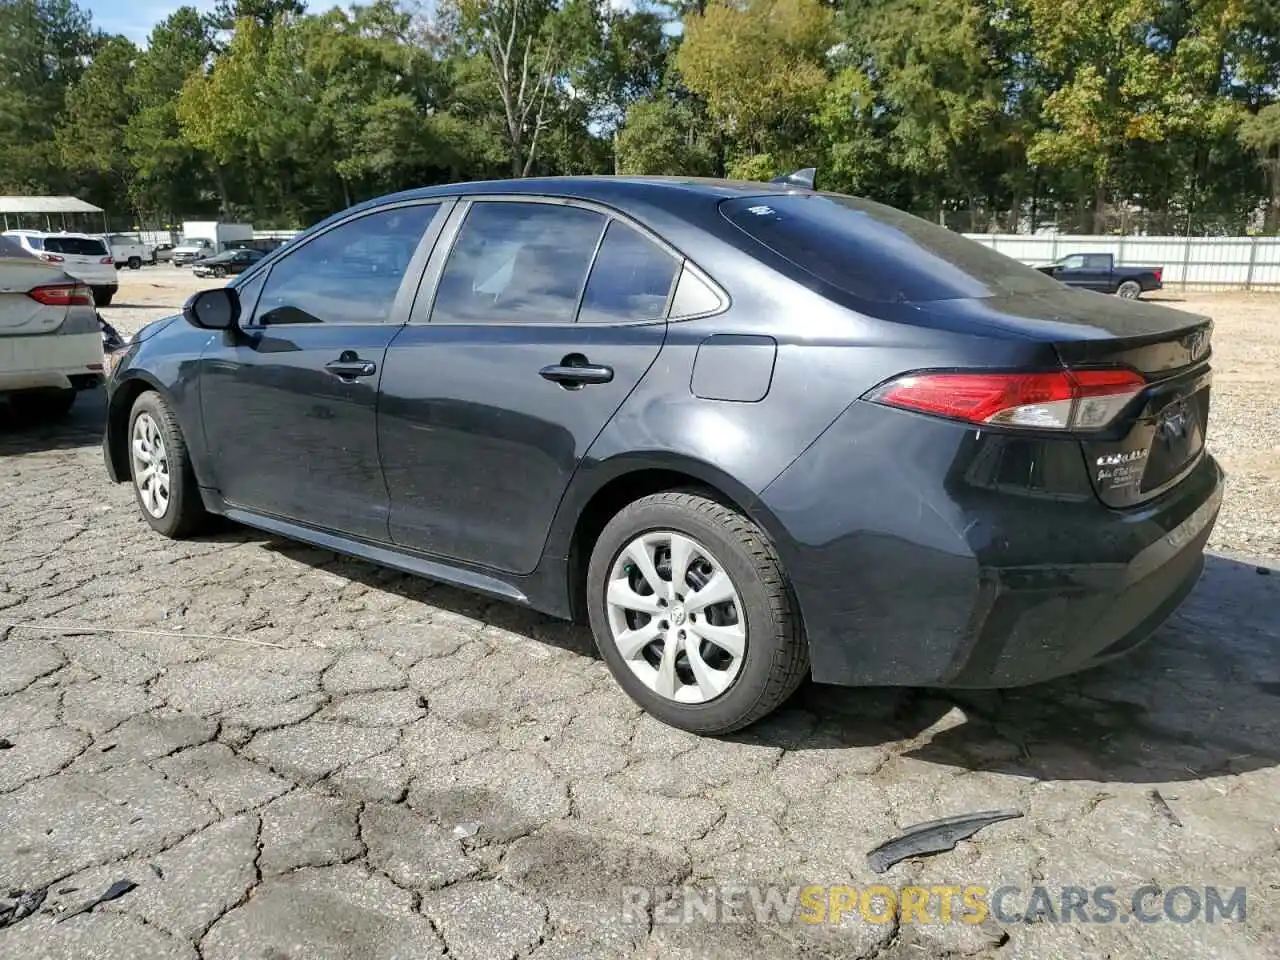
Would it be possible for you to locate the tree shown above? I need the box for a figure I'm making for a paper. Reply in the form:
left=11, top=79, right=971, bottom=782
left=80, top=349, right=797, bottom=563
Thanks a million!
left=676, top=0, right=834, bottom=174
left=1240, top=105, right=1280, bottom=232
left=616, top=97, right=715, bottom=175
left=0, top=0, right=96, bottom=193
left=126, top=7, right=218, bottom=222
left=445, top=0, right=587, bottom=177
left=210, top=0, right=304, bottom=30
left=56, top=35, right=139, bottom=214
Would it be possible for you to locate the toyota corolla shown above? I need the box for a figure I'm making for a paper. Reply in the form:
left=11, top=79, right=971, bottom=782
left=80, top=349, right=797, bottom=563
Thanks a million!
left=102, top=176, right=1222, bottom=734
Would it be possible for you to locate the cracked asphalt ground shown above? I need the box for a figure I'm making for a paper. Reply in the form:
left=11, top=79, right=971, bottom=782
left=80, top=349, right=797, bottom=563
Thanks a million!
left=1, top=274, right=1278, bottom=959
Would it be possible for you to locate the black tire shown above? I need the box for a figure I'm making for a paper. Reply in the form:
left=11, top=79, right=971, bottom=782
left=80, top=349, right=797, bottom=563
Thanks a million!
left=127, top=391, right=208, bottom=538
left=212, top=265, right=227, bottom=278
left=1117, top=279, right=1141, bottom=299
left=586, top=490, right=808, bottom=735
left=93, top=287, right=115, bottom=307
left=128, top=256, right=141, bottom=270
left=9, top=388, right=75, bottom=421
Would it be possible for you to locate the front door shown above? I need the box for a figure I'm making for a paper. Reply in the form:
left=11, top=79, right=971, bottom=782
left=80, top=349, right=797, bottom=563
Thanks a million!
left=199, top=201, right=445, bottom=540
left=378, top=199, right=681, bottom=574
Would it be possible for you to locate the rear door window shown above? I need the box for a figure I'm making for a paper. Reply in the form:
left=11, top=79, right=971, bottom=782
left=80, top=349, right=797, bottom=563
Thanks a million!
left=721, top=194, right=1063, bottom=303
left=430, top=202, right=606, bottom=324
left=578, top=222, right=679, bottom=324
left=43, top=236, right=108, bottom=257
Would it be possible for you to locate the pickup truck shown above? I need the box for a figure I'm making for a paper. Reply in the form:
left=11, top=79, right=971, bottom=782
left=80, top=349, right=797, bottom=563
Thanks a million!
left=1035, top=253, right=1163, bottom=299
left=104, top=234, right=156, bottom=270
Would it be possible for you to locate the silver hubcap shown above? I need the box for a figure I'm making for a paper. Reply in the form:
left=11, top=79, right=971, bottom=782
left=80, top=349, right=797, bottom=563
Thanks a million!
left=131, top=413, right=170, bottom=518
left=605, top=531, right=746, bottom=704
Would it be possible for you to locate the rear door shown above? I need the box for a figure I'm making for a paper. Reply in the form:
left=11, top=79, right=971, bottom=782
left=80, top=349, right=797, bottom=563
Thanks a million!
left=379, top=198, right=679, bottom=574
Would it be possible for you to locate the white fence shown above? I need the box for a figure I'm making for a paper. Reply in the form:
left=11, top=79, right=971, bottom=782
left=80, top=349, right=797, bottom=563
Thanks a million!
left=962, top=234, right=1280, bottom=290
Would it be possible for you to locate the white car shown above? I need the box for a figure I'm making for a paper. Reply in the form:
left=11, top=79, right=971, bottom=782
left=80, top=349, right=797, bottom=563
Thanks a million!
left=2, top=230, right=119, bottom=305
left=0, top=235, right=104, bottom=419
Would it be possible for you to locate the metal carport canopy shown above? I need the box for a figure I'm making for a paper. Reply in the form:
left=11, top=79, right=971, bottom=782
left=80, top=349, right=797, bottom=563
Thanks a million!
left=0, top=196, right=108, bottom=233
left=0, top=196, right=104, bottom=215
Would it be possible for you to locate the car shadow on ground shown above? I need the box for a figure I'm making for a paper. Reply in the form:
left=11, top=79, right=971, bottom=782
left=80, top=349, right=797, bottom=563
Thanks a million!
left=254, top=530, right=1279, bottom=786
left=0, top=387, right=106, bottom=455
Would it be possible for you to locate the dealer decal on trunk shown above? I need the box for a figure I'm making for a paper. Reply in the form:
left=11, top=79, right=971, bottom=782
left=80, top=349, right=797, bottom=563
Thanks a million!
left=1096, top=449, right=1148, bottom=488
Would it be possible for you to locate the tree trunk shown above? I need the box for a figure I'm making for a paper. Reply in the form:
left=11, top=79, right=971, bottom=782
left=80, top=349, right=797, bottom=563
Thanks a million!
left=1093, top=182, right=1108, bottom=234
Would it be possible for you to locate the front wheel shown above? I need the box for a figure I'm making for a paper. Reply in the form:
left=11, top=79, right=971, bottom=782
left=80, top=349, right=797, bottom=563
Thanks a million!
left=128, top=256, right=141, bottom=270
left=127, top=392, right=208, bottom=538
left=586, top=491, right=808, bottom=735
left=212, top=265, right=227, bottom=278
left=1117, top=279, right=1142, bottom=299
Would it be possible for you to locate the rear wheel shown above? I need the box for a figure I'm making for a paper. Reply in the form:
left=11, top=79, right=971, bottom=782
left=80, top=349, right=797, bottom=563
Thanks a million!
left=93, top=287, right=115, bottom=307
left=128, top=392, right=208, bottom=538
left=9, top=388, right=75, bottom=421
left=586, top=491, right=808, bottom=735
left=1117, top=280, right=1142, bottom=299
left=127, top=256, right=141, bottom=270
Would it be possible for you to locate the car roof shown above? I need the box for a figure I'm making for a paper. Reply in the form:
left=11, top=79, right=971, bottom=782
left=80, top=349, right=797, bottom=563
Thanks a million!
left=342, top=176, right=804, bottom=224
left=2, top=229, right=104, bottom=240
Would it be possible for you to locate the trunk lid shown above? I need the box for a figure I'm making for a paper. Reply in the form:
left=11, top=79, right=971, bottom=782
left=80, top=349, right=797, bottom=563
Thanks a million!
left=0, top=259, right=70, bottom=335
left=913, top=289, right=1213, bottom=508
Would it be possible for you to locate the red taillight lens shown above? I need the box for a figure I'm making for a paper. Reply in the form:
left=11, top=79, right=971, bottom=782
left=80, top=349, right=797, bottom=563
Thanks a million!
left=40, top=253, right=65, bottom=263
left=100, top=256, right=114, bottom=264
left=865, top=369, right=1146, bottom=430
left=27, top=283, right=94, bottom=307
left=1154, top=268, right=1163, bottom=282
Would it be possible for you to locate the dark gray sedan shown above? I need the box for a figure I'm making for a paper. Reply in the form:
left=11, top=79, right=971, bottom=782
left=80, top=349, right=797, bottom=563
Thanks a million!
left=101, top=175, right=1221, bottom=734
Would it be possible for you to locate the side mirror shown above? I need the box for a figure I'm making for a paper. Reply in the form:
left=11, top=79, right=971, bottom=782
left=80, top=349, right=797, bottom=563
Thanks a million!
left=183, top=287, right=240, bottom=330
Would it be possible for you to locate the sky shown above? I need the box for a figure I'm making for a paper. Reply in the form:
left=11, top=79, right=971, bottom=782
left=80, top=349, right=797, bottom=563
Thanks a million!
left=84, top=0, right=220, bottom=44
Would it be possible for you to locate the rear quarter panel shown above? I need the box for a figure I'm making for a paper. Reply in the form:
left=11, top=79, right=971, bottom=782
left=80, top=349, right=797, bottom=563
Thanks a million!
left=546, top=228, right=1062, bottom=562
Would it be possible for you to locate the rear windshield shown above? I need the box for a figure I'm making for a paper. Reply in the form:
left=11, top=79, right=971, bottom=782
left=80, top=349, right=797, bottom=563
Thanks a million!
left=44, top=236, right=108, bottom=256
left=721, top=194, right=1063, bottom=303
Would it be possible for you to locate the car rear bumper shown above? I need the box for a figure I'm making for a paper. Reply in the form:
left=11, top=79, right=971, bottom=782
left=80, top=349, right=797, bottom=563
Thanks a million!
left=758, top=401, right=1223, bottom=688
left=0, top=332, right=104, bottom=392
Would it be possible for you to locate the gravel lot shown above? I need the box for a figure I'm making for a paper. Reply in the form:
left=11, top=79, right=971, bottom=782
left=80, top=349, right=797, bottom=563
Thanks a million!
left=0, top=270, right=1276, bottom=959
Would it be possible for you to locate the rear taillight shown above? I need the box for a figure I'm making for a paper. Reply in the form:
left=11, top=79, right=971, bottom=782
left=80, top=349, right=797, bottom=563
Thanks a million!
left=100, top=256, right=114, bottom=265
left=865, top=369, right=1147, bottom=431
left=1154, top=268, right=1163, bottom=283
left=40, top=253, right=65, bottom=263
left=27, top=283, right=94, bottom=307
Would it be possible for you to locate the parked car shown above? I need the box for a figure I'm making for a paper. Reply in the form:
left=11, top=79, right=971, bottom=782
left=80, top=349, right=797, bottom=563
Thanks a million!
left=102, top=176, right=1221, bottom=734
left=171, top=237, right=215, bottom=266
left=105, top=233, right=156, bottom=270
left=192, top=248, right=266, bottom=278
left=2, top=231, right=119, bottom=305
left=0, top=235, right=103, bottom=419
left=1036, top=253, right=1163, bottom=298
left=153, top=243, right=176, bottom=263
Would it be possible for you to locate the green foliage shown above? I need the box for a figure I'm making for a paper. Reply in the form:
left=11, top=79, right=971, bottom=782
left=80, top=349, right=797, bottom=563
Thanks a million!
left=0, top=0, right=96, bottom=193
left=1, top=0, right=1277, bottom=232
left=616, top=98, right=716, bottom=176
